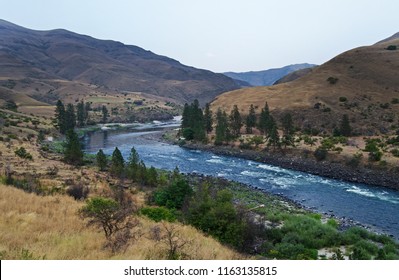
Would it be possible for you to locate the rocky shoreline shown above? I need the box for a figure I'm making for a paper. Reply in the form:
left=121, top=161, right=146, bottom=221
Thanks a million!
left=181, top=142, right=399, bottom=191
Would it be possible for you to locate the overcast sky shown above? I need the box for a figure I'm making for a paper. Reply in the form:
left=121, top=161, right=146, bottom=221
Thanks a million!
left=0, top=0, right=398, bottom=72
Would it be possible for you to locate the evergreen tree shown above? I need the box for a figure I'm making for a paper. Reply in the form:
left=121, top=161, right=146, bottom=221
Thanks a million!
left=110, top=147, right=124, bottom=177
left=64, top=129, right=83, bottom=165
left=215, top=108, right=230, bottom=145
left=181, top=103, right=191, bottom=129
left=96, top=149, right=107, bottom=171
left=267, top=116, right=280, bottom=148
left=245, top=104, right=257, bottom=134
left=102, top=105, right=108, bottom=124
left=340, top=114, right=352, bottom=137
left=258, top=102, right=271, bottom=135
left=204, top=103, right=213, bottom=133
left=229, top=105, right=242, bottom=138
left=146, top=166, right=158, bottom=187
left=191, top=99, right=206, bottom=141
left=281, top=113, right=295, bottom=148
left=126, top=147, right=140, bottom=180
left=65, top=103, right=76, bottom=131
left=84, top=102, right=91, bottom=121
left=76, top=100, right=85, bottom=127
left=55, top=100, right=66, bottom=134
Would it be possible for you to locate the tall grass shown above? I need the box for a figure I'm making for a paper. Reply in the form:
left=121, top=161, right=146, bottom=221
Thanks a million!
left=0, top=184, right=243, bottom=260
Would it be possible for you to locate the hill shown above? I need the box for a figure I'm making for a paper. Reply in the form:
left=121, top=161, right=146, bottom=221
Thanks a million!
left=212, top=34, right=399, bottom=135
left=273, top=67, right=315, bottom=85
left=0, top=19, right=240, bottom=116
left=223, top=63, right=316, bottom=86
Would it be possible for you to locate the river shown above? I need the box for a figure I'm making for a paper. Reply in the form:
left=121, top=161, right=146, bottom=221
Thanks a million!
left=83, top=120, right=399, bottom=239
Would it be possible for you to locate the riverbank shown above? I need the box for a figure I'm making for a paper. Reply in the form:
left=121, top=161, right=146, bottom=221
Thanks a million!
left=180, top=141, right=399, bottom=191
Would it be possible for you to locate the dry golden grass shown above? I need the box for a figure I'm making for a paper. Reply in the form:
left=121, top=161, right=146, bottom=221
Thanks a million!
left=0, top=184, right=244, bottom=260
left=212, top=38, right=399, bottom=135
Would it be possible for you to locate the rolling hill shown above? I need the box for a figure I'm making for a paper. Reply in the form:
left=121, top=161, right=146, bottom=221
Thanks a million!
left=212, top=35, right=399, bottom=135
left=223, top=63, right=316, bottom=86
left=0, top=19, right=240, bottom=113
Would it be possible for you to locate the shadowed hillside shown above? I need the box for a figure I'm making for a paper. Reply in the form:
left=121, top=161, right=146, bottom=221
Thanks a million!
left=0, top=19, right=239, bottom=108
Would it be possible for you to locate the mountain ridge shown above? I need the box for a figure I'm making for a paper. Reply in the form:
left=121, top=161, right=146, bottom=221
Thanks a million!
left=0, top=19, right=240, bottom=107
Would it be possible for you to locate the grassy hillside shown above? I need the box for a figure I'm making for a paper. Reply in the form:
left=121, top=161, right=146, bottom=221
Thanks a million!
left=212, top=37, right=399, bottom=135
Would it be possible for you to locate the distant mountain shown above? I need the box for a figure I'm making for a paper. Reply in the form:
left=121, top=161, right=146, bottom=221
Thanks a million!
left=223, top=63, right=317, bottom=86
left=0, top=19, right=239, bottom=106
left=273, top=67, right=315, bottom=85
left=212, top=33, right=399, bottom=135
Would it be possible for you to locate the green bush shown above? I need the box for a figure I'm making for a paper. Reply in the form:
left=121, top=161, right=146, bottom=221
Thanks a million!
left=391, top=148, right=399, bottom=157
left=339, top=96, right=347, bottom=102
left=154, top=178, right=192, bottom=209
left=368, top=150, right=383, bottom=162
left=314, top=147, right=328, bottom=161
left=141, top=206, right=176, bottom=222
left=387, top=45, right=397, bottom=51
left=14, top=147, right=33, bottom=160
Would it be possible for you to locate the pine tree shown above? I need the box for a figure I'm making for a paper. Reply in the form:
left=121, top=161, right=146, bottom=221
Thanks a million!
left=126, top=147, right=140, bottom=180
left=204, top=103, right=213, bottom=133
left=76, top=100, right=85, bottom=127
left=84, top=102, right=91, bottom=121
left=245, top=104, right=257, bottom=134
left=110, top=147, right=124, bottom=177
left=229, top=105, right=242, bottom=138
left=181, top=103, right=191, bottom=129
left=102, top=105, right=108, bottom=124
left=258, top=102, right=271, bottom=135
left=65, top=103, right=76, bottom=131
left=191, top=100, right=206, bottom=141
left=215, top=108, right=229, bottom=145
left=55, top=100, right=66, bottom=134
left=340, top=114, right=352, bottom=137
left=64, top=129, right=83, bottom=165
left=96, top=149, right=107, bottom=171
left=281, top=112, right=295, bottom=148
left=267, top=116, right=280, bottom=148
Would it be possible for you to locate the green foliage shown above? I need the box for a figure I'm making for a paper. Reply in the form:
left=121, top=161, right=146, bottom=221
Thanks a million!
left=14, top=147, right=33, bottom=160
left=314, top=147, right=327, bottom=161
left=64, top=129, right=83, bottom=166
left=154, top=178, right=192, bottom=210
left=303, top=135, right=317, bottom=146
left=203, top=103, right=213, bottom=133
left=214, top=108, right=230, bottom=145
left=141, top=206, right=176, bottom=222
left=65, top=103, right=76, bottom=132
left=229, top=105, right=242, bottom=138
left=346, top=152, right=363, bottom=167
left=391, top=98, right=399, bottom=104
left=245, top=104, right=257, bottom=134
left=96, top=149, right=107, bottom=171
left=387, top=45, right=397, bottom=51
left=181, top=100, right=206, bottom=141
left=110, top=147, right=124, bottom=177
left=339, top=96, right=347, bottom=102
left=391, top=148, right=399, bottom=157
left=281, top=113, right=295, bottom=148
left=55, top=100, right=66, bottom=134
left=249, top=135, right=264, bottom=147
left=5, top=100, right=18, bottom=111
left=182, top=128, right=194, bottom=140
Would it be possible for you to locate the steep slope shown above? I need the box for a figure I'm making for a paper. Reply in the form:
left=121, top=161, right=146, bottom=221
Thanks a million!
left=212, top=35, right=399, bottom=135
left=0, top=19, right=239, bottom=106
left=223, top=63, right=316, bottom=86
left=273, top=67, right=315, bottom=85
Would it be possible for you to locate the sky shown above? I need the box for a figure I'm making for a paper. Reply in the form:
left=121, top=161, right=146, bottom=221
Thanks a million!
left=0, top=0, right=398, bottom=73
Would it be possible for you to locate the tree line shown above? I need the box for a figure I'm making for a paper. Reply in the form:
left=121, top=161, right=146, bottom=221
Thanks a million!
left=55, top=99, right=109, bottom=134
left=181, top=100, right=352, bottom=148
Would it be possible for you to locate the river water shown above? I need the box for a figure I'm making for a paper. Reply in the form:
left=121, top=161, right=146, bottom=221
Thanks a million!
left=83, top=121, right=399, bottom=239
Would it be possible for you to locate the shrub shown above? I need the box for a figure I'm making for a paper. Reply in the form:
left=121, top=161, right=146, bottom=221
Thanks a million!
left=391, top=98, right=399, bottom=104
left=141, top=206, right=176, bottom=222
left=66, top=183, right=89, bottom=200
left=314, top=147, right=327, bottom=161
left=327, top=77, right=338, bottom=84
left=391, top=148, right=399, bottom=157
left=14, top=147, right=33, bottom=160
left=387, top=45, right=397, bottom=51
left=181, top=128, right=194, bottom=141
left=368, top=150, right=383, bottom=162
left=339, top=96, right=347, bottom=102
left=346, top=152, right=363, bottom=167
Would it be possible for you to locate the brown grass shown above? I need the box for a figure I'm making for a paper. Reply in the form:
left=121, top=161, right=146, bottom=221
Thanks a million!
left=212, top=38, right=399, bottom=135
left=0, top=183, right=244, bottom=260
